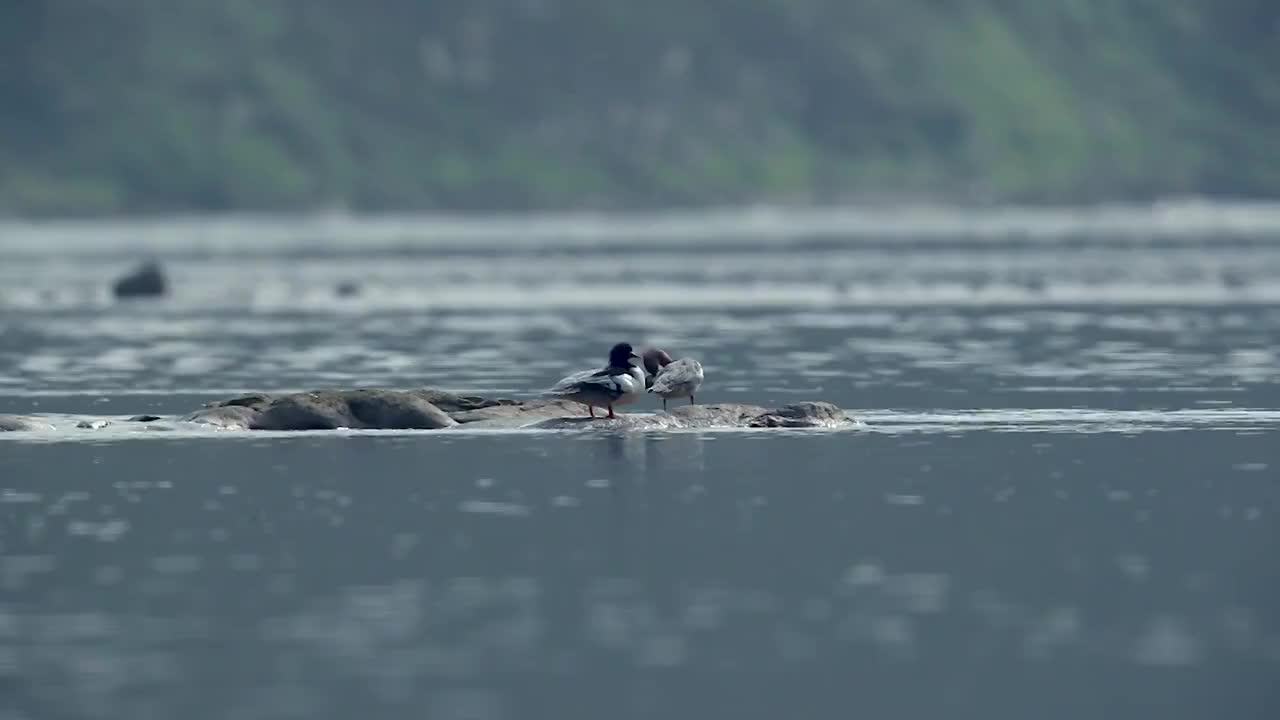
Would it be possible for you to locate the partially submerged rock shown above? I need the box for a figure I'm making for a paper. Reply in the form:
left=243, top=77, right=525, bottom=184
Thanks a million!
left=254, top=390, right=457, bottom=431
left=212, top=393, right=275, bottom=412
left=112, top=261, right=168, bottom=299
left=196, top=389, right=460, bottom=430
left=747, top=401, right=850, bottom=428
left=0, top=414, right=56, bottom=432
left=526, top=402, right=854, bottom=431
left=184, top=405, right=260, bottom=430
left=2, top=389, right=859, bottom=434
left=449, top=399, right=584, bottom=428
left=206, top=390, right=857, bottom=431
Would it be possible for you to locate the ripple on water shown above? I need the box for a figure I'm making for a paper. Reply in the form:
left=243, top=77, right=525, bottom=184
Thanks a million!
left=1134, top=615, right=1203, bottom=667
left=0, top=214, right=1278, bottom=716
left=67, top=519, right=130, bottom=542
left=457, top=500, right=531, bottom=517
left=2, top=230, right=1280, bottom=404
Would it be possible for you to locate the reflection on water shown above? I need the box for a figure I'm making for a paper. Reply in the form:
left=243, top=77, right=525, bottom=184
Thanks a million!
left=2, top=431, right=1278, bottom=719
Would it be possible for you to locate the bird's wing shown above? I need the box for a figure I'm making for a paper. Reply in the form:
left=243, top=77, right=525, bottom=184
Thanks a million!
left=549, top=366, right=636, bottom=397
left=547, top=368, right=598, bottom=394
left=650, top=359, right=703, bottom=392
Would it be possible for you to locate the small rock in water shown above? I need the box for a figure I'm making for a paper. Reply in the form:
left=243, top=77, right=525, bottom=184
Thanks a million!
left=335, top=281, right=361, bottom=298
left=1220, top=270, right=1249, bottom=289
left=127, top=415, right=164, bottom=422
left=76, top=419, right=110, bottom=430
left=112, top=261, right=168, bottom=299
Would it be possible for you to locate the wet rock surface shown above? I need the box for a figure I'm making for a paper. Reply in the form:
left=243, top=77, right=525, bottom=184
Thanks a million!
left=196, top=389, right=461, bottom=430
left=183, top=405, right=261, bottom=430
left=449, top=399, right=586, bottom=428
left=0, top=415, right=57, bottom=432
left=260, top=390, right=457, bottom=430
left=112, top=261, right=168, bottom=299
left=527, top=402, right=854, bottom=430
left=2, top=389, right=858, bottom=433
left=747, top=401, right=850, bottom=428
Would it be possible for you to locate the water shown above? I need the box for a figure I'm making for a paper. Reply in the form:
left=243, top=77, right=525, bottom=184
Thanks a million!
left=2, top=206, right=1279, bottom=719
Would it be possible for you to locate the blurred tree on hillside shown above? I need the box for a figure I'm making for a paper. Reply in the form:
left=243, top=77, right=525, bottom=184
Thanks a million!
left=1, top=0, right=1277, bottom=215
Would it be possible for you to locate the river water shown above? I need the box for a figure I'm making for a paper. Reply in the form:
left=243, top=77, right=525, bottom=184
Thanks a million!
left=1, top=205, right=1278, bottom=719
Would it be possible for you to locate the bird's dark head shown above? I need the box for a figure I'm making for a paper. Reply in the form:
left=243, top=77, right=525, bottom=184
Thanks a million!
left=608, top=342, right=640, bottom=367
left=642, top=348, right=674, bottom=376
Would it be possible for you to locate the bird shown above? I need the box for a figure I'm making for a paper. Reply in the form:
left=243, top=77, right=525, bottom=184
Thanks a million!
left=641, top=348, right=673, bottom=389
left=643, top=347, right=704, bottom=410
left=546, top=342, right=647, bottom=419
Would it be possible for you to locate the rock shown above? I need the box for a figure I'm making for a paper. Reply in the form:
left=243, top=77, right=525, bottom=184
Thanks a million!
left=112, top=261, right=168, bottom=299
left=183, top=405, right=261, bottom=430
left=176, top=388, right=858, bottom=432
left=127, top=414, right=164, bottom=422
left=340, top=390, right=458, bottom=430
left=0, top=415, right=56, bottom=432
left=249, top=389, right=457, bottom=431
left=525, top=402, right=855, bottom=431
left=449, top=399, right=582, bottom=427
left=203, top=389, right=497, bottom=417
left=747, top=402, right=851, bottom=428
left=76, top=419, right=110, bottom=430
left=205, top=393, right=276, bottom=412
left=408, top=389, right=508, bottom=415
left=335, top=281, right=361, bottom=298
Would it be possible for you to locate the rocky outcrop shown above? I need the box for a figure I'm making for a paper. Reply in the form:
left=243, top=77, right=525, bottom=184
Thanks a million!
left=0, top=415, right=57, bottom=432
left=187, top=390, right=581, bottom=430
left=183, top=405, right=261, bottom=430
left=2, top=389, right=859, bottom=433
left=112, top=261, right=168, bottom=299
left=523, top=401, right=853, bottom=430
left=258, top=390, right=457, bottom=430
left=191, top=389, right=460, bottom=430
left=449, top=399, right=585, bottom=427
left=746, top=401, right=851, bottom=428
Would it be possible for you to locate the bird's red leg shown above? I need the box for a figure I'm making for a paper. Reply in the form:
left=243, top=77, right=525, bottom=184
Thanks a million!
left=690, top=395, right=695, bottom=405
left=608, top=404, right=616, bottom=419
left=589, top=405, right=595, bottom=418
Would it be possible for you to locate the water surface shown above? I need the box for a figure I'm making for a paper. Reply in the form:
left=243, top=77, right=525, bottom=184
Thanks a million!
left=2, top=207, right=1278, bottom=719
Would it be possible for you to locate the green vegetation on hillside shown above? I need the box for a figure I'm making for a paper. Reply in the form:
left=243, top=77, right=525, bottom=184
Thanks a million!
left=2, top=0, right=1278, bottom=215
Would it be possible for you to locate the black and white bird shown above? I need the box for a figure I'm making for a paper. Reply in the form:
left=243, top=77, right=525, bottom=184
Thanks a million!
left=642, top=347, right=704, bottom=410
left=546, top=342, right=647, bottom=419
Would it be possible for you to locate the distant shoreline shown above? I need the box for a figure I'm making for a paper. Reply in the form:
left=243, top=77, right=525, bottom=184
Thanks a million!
left=4, top=197, right=1280, bottom=254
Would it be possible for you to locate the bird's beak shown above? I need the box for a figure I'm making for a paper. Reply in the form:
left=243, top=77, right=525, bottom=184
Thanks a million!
left=630, top=352, right=641, bottom=360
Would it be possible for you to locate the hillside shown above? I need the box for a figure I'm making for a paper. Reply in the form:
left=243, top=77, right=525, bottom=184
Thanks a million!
left=2, top=0, right=1278, bottom=215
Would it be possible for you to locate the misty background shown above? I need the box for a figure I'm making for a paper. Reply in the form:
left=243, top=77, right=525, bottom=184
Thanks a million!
left=2, top=0, right=1278, bottom=217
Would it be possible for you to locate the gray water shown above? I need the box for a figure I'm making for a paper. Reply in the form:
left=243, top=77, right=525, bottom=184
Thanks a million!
left=2, top=206, right=1279, bottom=719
